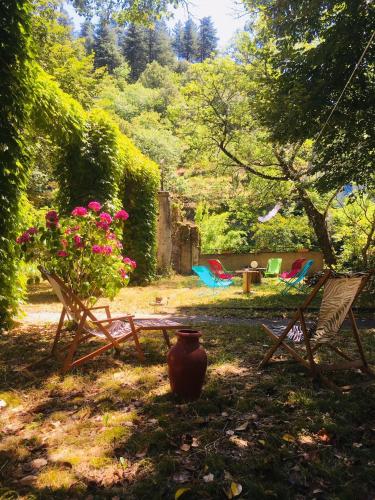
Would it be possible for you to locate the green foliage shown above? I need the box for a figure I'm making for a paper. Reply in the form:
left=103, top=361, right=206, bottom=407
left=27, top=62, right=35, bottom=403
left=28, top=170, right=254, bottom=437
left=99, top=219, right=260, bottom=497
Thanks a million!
left=332, top=192, right=375, bottom=270
left=0, top=0, right=33, bottom=330
left=94, top=17, right=124, bottom=73
left=118, top=135, right=160, bottom=283
left=197, top=17, right=218, bottom=62
left=243, top=0, right=375, bottom=189
left=16, top=204, right=135, bottom=301
left=71, top=0, right=184, bottom=25
left=124, top=112, right=185, bottom=192
left=195, top=204, right=247, bottom=254
left=182, top=18, right=198, bottom=62
left=251, top=214, right=314, bottom=252
left=31, top=69, right=160, bottom=283
left=32, top=0, right=103, bottom=107
left=56, top=109, right=122, bottom=212
left=121, top=21, right=175, bottom=81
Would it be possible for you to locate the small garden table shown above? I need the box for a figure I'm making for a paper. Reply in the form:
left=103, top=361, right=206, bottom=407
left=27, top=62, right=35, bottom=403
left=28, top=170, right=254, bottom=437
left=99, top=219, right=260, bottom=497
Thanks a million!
left=235, top=269, right=262, bottom=293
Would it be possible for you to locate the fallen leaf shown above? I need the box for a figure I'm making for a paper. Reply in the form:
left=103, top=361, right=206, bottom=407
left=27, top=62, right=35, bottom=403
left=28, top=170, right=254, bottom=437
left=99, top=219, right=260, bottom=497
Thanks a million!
left=175, top=487, right=191, bottom=499
left=317, top=429, right=333, bottom=444
left=30, top=458, right=47, bottom=469
left=353, top=442, right=362, bottom=448
left=282, top=434, right=295, bottom=443
left=298, top=435, right=315, bottom=445
left=180, top=444, right=190, bottom=452
left=19, top=475, right=37, bottom=486
left=203, top=473, right=214, bottom=483
left=225, top=481, right=243, bottom=498
left=258, top=439, right=266, bottom=445
left=191, top=437, right=199, bottom=448
left=231, top=482, right=243, bottom=497
left=235, top=421, right=248, bottom=432
left=229, top=436, right=249, bottom=448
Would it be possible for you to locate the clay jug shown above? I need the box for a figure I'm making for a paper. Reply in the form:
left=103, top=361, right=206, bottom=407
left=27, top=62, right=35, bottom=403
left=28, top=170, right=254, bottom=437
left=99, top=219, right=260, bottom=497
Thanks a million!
left=168, top=329, right=207, bottom=401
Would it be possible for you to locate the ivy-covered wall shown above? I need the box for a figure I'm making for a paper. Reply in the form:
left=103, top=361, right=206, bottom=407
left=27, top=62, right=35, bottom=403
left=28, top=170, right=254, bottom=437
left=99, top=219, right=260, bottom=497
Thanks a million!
left=33, top=69, right=160, bottom=283
left=0, top=1, right=33, bottom=330
left=0, top=6, right=159, bottom=330
left=119, top=135, right=160, bottom=283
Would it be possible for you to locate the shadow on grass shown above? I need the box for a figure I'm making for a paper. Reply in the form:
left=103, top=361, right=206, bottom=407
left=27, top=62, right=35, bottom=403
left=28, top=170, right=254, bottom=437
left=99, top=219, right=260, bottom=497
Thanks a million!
left=1, top=320, right=375, bottom=499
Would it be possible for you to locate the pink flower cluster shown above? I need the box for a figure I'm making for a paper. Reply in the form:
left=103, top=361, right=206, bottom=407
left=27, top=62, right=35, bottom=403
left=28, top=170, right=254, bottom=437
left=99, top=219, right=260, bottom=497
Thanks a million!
left=16, top=227, right=38, bottom=244
left=88, top=201, right=102, bottom=212
left=46, top=210, right=59, bottom=229
left=71, top=206, right=87, bottom=217
left=123, top=257, right=137, bottom=269
left=92, top=245, right=113, bottom=255
left=114, top=210, right=129, bottom=221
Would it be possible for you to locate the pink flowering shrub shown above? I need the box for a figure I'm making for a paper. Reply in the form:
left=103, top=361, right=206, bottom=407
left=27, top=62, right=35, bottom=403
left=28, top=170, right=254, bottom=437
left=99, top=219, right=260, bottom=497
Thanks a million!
left=16, top=202, right=136, bottom=302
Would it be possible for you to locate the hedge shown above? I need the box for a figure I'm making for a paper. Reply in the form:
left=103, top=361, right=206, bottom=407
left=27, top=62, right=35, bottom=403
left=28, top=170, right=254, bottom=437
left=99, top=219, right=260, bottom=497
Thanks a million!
left=0, top=1, right=33, bottom=330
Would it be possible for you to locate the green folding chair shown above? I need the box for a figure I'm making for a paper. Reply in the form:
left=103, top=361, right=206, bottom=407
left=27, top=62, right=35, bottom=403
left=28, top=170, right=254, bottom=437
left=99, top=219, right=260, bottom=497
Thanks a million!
left=264, top=258, right=282, bottom=277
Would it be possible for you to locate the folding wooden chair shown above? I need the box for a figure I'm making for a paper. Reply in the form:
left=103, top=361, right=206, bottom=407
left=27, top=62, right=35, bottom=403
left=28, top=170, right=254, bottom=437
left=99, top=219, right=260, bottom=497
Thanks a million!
left=259, top=270, right=374, bottom=392
left=34, top=267, right=145, bottom=374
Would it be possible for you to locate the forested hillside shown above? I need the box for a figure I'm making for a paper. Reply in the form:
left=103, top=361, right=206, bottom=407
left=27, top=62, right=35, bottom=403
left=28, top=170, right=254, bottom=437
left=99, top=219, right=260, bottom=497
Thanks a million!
left=27, top=0, right=374, bottom=269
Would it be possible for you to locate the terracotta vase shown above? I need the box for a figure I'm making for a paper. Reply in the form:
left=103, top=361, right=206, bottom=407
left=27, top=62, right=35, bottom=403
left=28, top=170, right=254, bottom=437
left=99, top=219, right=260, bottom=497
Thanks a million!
left=167, top=329, right=207, bottom=401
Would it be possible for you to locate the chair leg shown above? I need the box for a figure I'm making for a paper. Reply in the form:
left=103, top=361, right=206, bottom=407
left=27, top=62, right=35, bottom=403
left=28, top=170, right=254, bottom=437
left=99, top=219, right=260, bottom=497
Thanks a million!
left=61, top=328, right=84, bottom=374
left=132, top=332, right=145, bottom=361
left=51, top=308, right=66, bottom=354
left=162, top=329, right=171, bottom=348
left=259, top=325, right=310, bottom=369
left=348, top=309, right=371, bottom=372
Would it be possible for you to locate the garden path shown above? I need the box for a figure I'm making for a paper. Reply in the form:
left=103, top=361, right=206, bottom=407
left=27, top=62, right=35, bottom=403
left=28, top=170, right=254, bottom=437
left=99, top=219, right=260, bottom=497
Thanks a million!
left=21, top=310, right=375, bottom=329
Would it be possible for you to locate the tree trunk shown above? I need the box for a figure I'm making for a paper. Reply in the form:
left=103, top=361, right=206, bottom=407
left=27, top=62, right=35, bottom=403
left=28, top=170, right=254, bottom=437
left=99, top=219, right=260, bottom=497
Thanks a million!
left=296, top=186, right=337, bottom=266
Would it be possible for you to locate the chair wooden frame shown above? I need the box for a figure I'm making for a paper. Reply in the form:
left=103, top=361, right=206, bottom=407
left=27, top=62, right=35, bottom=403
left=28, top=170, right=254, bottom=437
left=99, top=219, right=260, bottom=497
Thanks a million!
left=34, top=268, right=145, bottom=374
left=259, top=270, right=374, bottom=392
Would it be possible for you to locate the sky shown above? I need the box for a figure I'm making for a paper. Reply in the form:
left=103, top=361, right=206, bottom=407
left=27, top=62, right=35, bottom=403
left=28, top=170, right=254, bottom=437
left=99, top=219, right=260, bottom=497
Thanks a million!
left=66, top=0, right=247, bottom=50
left=168, top=0, right=247, bottom=50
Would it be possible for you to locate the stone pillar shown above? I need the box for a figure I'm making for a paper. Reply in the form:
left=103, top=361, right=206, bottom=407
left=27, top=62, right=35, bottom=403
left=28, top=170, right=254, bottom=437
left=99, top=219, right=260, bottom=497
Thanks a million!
left=176, top=223, right=200, bottom=274
left=157, top=191, right=172, bottom=273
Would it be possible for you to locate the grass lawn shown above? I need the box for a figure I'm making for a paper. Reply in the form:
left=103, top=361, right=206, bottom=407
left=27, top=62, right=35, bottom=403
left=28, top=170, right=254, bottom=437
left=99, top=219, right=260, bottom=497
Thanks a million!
left=0, top=277, right=374, bottom=499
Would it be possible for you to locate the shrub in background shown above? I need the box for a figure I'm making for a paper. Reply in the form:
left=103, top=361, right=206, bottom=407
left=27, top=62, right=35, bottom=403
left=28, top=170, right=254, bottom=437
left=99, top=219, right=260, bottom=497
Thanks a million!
left=252, top=214, right=314, bottom=252
left=118, top=134, right=160, bottom=283
left=195, top=204, right=247, bottom=254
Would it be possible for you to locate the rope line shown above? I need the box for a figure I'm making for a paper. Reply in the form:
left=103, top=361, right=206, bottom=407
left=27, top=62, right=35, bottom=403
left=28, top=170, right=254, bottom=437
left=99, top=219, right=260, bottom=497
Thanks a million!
left=314, top=30, right=375, bottom=145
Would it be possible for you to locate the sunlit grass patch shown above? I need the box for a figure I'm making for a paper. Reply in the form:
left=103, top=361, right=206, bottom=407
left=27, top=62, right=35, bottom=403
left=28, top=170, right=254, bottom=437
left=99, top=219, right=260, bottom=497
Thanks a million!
left=36, top=467, right=76, bottom=490
left=0, top=390, right=22, bottom=408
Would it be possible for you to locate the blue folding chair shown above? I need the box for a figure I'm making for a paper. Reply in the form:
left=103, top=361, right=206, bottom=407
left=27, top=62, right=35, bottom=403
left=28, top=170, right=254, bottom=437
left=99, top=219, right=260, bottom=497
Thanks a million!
left=279, top=260, right=314, bottom=295
left=192, top=266, right=233, bottom=294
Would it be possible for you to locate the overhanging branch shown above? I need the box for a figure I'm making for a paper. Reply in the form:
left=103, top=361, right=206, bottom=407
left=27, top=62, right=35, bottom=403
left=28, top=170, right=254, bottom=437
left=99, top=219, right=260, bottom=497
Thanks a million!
left=217, top=141, right=288, bottom=181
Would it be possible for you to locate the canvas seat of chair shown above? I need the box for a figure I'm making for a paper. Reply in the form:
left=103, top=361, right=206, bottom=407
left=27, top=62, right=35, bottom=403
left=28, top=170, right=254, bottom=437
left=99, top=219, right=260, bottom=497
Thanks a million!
left=259, top=270, right=374, bottom=391
left=271, top=276, right=364, bottom=344
left=88, top=319, right=134, bottom=340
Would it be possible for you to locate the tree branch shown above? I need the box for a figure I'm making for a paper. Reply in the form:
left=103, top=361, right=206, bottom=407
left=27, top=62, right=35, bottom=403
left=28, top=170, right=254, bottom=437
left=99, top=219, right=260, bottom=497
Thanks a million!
left=217, top=141, right=288, bottom=181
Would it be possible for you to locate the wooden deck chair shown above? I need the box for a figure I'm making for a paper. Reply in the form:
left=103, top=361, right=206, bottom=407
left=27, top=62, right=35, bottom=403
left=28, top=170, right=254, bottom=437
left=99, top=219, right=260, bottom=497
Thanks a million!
left=259, top=270, right=374, bottom=392
left=34, top=267, right=145, bottom=374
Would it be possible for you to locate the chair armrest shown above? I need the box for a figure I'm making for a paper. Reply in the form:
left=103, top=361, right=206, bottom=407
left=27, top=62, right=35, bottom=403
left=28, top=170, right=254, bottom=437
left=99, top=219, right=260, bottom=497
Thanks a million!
left=91, top=315, right=134, bottom=324
left=87, top=305, right=111, bottom=318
